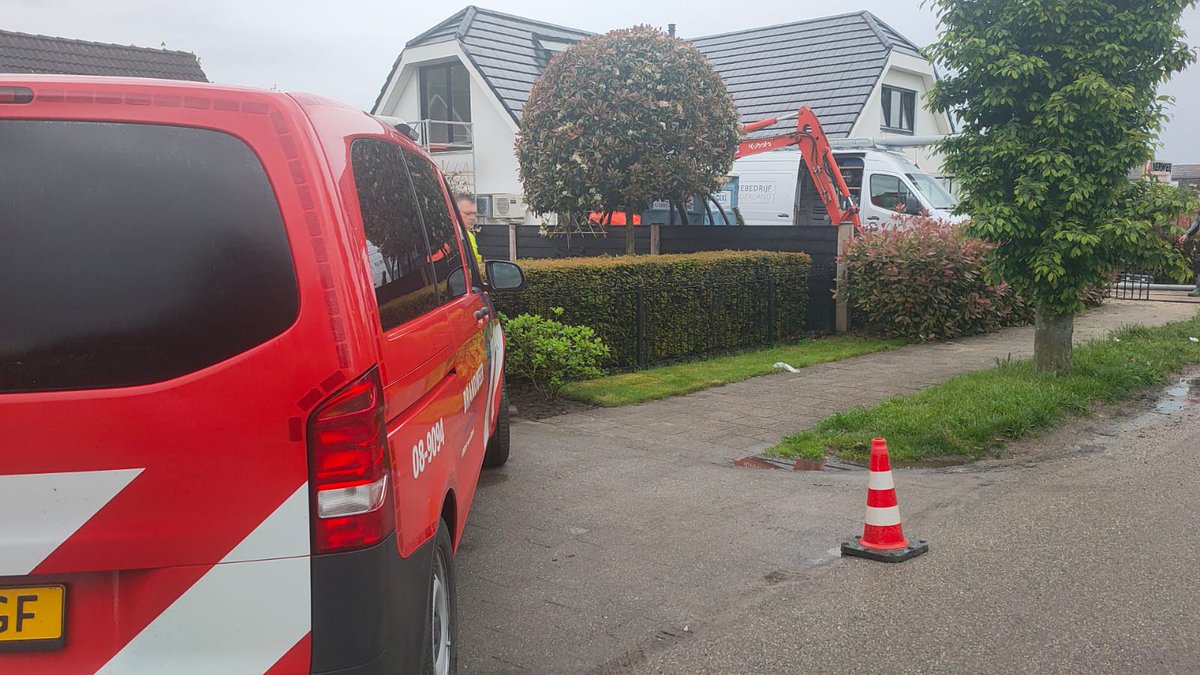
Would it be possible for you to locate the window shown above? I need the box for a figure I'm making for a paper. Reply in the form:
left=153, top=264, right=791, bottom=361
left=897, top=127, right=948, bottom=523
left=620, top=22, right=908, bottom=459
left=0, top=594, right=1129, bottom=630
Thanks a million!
left=870, top=174, right=920, bottom=213
left=350, top=139, right=440, bottom=330
left=881, top=86, right=916, bottom=133
left=419, top=62, right=472, bottom=149
left=403, top=151, right=467, bottom=303
left=533, top=33, right=577, bottom=65
left=446, top=178, right=483, bottom=292
left=906, top=172, right=957, bottom=211
left=0, top=120, right=298, bottom=393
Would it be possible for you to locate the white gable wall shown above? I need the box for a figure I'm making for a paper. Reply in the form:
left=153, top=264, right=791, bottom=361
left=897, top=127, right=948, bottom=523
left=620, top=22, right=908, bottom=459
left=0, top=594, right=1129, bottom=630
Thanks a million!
left=375, top=41, right=532, bottom=221
left=850, top=52, right=952, bottom=177
left=464, top=76, right=520, bottom=197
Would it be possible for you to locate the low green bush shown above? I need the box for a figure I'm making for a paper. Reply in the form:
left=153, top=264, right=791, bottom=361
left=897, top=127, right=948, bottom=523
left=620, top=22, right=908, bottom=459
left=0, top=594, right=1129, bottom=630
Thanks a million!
left=501, top=308, right=610, bottom=400
left=843, top=215, right=1030, bottom=341
left=490, top=251, right=812, bottom=368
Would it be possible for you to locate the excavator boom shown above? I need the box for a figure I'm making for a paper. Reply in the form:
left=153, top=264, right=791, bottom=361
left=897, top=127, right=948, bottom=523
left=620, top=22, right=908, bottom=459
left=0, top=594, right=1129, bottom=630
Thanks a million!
left=735, top=106, right=860, bottom=231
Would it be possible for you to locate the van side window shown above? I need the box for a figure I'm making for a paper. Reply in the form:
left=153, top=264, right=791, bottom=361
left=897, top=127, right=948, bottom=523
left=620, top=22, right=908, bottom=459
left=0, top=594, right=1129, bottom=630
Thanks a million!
left=870, top=174, right=917, bottom=212
left=350, top=139, right=440, bottom=330
left=403, top=151, right=467, bottom=303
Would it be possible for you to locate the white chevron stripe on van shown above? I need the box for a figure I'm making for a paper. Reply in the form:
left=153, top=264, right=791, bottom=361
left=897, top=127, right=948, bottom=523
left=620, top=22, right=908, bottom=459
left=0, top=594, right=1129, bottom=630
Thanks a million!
left=0, top=468, right=143, bottom=576
left=98, top=483, right=311, bottom=674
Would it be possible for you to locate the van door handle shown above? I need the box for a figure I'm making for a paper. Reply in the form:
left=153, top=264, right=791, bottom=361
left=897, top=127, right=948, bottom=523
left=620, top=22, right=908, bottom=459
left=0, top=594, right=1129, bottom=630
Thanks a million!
left=866, top=216, right=880, bottom=221
left=474, top=308, right=490, bottom=321
left=777, top=213, right=790, bottom=218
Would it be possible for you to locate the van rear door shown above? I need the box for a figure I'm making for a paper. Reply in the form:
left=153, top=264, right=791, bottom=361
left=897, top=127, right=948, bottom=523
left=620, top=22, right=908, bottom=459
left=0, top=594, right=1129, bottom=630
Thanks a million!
left=730, top=153, right=801, bottom=225
left=0, top=82, right=341, bottom=672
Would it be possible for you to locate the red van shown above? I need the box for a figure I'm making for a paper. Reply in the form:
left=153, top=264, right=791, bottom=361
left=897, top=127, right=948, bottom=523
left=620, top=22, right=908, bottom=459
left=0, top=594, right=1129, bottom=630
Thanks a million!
left=0, top=75, right=523, bottom=674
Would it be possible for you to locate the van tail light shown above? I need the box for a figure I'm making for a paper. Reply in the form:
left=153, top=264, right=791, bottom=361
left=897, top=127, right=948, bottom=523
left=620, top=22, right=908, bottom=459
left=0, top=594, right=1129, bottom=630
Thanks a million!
left=307, top=368, right=395, bottom=554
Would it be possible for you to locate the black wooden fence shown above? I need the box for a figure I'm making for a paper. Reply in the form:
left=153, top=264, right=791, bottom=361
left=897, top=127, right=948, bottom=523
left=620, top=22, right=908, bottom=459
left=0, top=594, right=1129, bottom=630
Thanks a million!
left=491, top=266, right=812, bottom=370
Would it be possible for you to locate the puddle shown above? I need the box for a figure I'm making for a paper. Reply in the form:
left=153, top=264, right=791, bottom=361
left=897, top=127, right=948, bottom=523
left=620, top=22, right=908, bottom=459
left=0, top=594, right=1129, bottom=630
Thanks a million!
left=1154, top=375, right=1200, bottom=414
left=1117, top=370, right=1200, bottom=433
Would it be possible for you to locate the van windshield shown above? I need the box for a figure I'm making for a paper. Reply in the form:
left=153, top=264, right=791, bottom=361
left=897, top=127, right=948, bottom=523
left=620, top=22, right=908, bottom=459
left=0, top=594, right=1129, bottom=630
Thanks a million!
left=906, top=172, right=957, bottom=211
left=0, top=120, right=298, bottom=394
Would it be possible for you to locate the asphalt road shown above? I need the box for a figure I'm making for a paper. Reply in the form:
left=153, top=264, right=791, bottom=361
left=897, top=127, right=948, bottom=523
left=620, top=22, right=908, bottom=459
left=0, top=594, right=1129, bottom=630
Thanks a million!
left=457, top=346, right=1200, bottom=673
left=644, top=372, right=1200, bottom=674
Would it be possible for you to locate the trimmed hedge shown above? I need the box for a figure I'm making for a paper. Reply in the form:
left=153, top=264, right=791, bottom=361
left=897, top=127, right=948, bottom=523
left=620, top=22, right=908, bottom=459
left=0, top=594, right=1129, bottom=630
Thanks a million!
left=491, top=251, right=812, bottom=368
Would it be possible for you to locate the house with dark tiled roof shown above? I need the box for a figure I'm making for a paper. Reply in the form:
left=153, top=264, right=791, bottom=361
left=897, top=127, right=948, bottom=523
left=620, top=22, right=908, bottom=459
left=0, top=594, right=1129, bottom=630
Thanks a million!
left=0, top=29, right=207, bottom=82
left=1171, top=164, right=1200, bottom=190
left=372, top=6, right=951, bottom=224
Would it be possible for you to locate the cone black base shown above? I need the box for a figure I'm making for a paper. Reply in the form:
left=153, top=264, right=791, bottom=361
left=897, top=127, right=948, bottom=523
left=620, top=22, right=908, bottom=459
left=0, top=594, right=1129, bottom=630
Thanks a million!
left=840, top=536, right=929, bottom=563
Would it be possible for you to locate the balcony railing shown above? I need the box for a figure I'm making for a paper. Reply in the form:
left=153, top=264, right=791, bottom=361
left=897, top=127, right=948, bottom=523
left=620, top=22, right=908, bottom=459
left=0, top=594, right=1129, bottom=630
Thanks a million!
left=410, top=119, right=473, bottom=154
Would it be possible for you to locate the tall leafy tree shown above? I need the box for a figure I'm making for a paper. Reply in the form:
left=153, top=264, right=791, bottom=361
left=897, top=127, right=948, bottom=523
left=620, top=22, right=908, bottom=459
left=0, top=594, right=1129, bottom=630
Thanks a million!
left=516, top=26, right=739, bottom=254
left=926, top=0, right=1195, bottom=371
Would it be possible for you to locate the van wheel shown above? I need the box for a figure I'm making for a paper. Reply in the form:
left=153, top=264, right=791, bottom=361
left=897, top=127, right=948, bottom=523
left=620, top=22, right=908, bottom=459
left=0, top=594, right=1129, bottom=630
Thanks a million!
left=422, top=522, right=457, bottom=675
left=483, top=380, right=510, bottom=468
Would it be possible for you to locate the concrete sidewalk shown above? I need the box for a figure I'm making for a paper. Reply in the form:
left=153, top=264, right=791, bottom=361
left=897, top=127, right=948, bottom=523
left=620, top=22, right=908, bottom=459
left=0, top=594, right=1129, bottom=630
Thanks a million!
left=457, top=299, right=1199, bottom=673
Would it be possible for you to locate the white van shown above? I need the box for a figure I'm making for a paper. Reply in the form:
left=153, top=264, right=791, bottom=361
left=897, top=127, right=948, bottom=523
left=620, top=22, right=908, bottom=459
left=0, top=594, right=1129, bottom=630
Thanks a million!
left=731, top=148, right=959, bottom=227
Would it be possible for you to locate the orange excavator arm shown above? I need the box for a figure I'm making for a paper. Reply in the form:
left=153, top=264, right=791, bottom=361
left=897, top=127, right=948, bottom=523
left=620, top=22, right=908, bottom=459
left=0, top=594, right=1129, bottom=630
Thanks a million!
left=736, top=107, right=861, bottom=231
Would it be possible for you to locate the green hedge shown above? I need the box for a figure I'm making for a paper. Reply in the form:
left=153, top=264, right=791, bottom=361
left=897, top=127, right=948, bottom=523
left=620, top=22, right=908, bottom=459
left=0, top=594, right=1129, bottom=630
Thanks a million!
left=491, top=251, right=812, bottom=368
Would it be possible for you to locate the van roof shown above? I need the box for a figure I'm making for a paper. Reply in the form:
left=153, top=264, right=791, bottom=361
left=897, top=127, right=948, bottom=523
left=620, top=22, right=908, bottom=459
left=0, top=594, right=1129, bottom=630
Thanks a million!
left=1, top=73, right=400, bottom=143
left=3, top=73, right=280, bottom=97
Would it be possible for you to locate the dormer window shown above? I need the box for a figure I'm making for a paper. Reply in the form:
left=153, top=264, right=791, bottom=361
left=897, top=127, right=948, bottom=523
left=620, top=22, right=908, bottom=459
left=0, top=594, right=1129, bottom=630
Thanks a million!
left=881, top=85, right=916, bottom=134
left=533, top=33, right=576, bottom=65
left=419, top=62, right=472, bottom=150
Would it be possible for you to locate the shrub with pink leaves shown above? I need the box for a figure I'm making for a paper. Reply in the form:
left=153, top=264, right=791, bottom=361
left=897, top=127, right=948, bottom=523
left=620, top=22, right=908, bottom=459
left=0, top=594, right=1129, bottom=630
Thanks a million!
left=842, top=214, right=1031, bottom=341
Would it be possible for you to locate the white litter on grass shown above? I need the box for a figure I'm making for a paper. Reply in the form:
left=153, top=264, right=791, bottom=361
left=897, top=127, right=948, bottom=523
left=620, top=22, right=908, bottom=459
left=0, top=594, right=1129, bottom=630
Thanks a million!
left=1190, top=337, right=1199, bottom=343
left=773, top=362, right=800, bottom=373
left=1113, top=337, right=1122, bottom=342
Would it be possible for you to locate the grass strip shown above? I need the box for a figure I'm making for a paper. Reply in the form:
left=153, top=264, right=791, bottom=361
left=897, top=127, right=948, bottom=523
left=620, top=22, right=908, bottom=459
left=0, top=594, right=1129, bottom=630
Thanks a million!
left=771, top=315, right=1200, bottom=462
left=562, top=335, right=902, bottom=407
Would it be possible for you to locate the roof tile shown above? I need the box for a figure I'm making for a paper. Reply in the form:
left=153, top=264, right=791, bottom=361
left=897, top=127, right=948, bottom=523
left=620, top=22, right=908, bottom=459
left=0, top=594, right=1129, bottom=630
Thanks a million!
left=389, top=7, right=922, bottom=136
left=0, top=30, right=207, bottom=82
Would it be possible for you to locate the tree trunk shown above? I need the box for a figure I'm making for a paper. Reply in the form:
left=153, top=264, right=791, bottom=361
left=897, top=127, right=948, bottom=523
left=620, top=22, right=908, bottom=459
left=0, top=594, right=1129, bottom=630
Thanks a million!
left=624, top=206, right=635, bottom=255
left=1033, top=308, right=1074, bottom=373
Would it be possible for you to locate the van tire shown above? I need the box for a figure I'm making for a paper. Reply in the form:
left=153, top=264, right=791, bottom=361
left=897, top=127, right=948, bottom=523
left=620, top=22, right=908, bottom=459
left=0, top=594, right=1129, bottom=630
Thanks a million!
left=483, top=380, right=510, bottom=467
left=422, top=521, right=457, bottom=675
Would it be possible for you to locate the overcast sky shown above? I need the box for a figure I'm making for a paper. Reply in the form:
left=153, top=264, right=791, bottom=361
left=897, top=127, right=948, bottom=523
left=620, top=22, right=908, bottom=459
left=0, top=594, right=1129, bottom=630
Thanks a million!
left=6, top=0, right=1198, bottom=161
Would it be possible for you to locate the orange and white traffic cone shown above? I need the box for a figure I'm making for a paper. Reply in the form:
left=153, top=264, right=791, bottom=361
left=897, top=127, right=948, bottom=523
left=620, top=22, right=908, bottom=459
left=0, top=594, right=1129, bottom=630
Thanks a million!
left=841, top=438, right=929, bottom=563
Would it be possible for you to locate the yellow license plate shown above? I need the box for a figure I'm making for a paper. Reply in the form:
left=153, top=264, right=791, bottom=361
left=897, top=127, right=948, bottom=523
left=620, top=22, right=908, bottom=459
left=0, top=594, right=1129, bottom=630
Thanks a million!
left=0, top=586, right=65, bottom=645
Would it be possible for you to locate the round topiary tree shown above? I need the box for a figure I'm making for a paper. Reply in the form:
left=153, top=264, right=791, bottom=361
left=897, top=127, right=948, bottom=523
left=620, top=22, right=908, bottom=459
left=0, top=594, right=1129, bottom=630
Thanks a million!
left=516, top=25, right=740, bottom=254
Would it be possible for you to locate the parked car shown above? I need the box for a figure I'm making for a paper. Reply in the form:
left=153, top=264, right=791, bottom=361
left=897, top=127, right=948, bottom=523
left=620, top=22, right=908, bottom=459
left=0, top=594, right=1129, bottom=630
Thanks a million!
left=0, top=75, right=523, bottom=673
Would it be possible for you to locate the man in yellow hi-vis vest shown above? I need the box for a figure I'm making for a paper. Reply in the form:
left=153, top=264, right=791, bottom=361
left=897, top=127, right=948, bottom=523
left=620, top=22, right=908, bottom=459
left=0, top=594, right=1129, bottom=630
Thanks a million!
left=456, top=193, right=484, bottom=271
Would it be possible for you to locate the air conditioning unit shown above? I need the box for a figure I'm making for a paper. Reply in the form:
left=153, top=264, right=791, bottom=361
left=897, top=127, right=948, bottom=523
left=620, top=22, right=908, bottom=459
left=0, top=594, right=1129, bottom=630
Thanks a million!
left=475, top=194, right=493, bottom=219
left=490, top=193, right=527, bottom=220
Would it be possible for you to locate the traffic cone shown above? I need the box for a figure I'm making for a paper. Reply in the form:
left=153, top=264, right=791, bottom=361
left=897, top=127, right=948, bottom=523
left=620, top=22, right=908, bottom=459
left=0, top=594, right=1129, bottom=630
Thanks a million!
left=841, top=438, right=929, bottom=563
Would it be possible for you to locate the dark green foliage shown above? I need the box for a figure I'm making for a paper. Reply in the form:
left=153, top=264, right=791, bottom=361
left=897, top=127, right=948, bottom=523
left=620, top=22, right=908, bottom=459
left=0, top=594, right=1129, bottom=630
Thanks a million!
left=516, top=26, right=740, bottom=221
left=926, top=0, right=1195, bottom=367
left=1120, top=181, right=1200, bottom=282
left=500, top=308, right=610, bottom=400
left=842, top=215, right=1031, bottom=341
left=490, top=252, right=812, bottom=368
